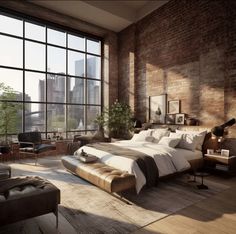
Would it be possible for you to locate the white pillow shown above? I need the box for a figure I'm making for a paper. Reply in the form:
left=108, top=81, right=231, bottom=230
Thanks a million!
left=158, top=137, right=181, bottom=148
left=131, top=129, right=152, bottom=142
left=177, top=133, right=198, bottom=151
left=176, top=130, right=207, bottom=150
left=169, top=132, right=182, bottom=139
left=152, top=128, right=170, bottom=143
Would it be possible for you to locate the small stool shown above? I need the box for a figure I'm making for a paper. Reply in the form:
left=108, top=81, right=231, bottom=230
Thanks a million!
left=0, top=163, right=11, bottom=179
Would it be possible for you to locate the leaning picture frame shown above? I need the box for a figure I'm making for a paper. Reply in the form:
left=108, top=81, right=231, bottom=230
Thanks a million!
left=149, top=94, right=167, bottom=124
left=221, top=149, right=230, bottom=157
left=175, top=113, right=185, bottom=125
left=168, top=100, right=180, bottom=114
left=166, top=114, right=175, bottom=124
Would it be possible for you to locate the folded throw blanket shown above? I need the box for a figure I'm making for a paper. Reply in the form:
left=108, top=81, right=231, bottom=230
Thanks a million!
left=86, top=143, right=159, bottom=187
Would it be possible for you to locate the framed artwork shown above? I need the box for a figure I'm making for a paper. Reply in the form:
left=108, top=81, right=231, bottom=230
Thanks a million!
left=166, top=114, right=175, bottom=124
left=221, top=149, right=230, bottom=157
left=175, top=113, right=185, bottom=125
left=149, top=94, right=167, bottom=124
left=168, top=100, right=180, bottom=114
left=207, top=149, right=214, bottom=155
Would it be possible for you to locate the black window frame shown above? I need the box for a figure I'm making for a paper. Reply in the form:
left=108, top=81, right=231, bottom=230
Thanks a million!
left=0, top=9, right=103, bottom=139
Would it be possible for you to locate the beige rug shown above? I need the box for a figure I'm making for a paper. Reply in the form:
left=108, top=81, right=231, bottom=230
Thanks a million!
left=7, top=156, right=230, bottom=234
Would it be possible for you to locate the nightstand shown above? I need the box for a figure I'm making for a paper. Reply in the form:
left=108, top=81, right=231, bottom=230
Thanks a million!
left=204, top=154, right=236, bottom=175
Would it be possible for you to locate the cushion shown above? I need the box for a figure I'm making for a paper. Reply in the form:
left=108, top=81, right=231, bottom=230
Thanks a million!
left=176, top=130, right=207, bottom=150
left=145, top=136, right=155, bottom=142
left=152, top=128, right=170, bottom=143
left=169, top=132, right=182, bottom=139
left=131, top=129, right=152, bottom=142
left=177, top=133, right=198, bottom=151
left=158, top=137, right=181, bottom=148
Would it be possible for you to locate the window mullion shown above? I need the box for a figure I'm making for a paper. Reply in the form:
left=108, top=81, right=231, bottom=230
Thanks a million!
left=22, top=19, right=25, bottom=132
left=45, top=26, right=48, bottom=136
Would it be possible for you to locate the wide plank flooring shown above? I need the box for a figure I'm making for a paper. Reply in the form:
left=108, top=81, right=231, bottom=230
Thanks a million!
left=1, top=157, right=236, bottom=234
left=134, top=177, right=236, bottom=234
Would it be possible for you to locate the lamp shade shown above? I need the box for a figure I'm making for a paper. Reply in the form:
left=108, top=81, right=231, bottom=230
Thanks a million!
left=211, top=126, right=224, bottom=137
left=211, top=118, right=236, bottom=137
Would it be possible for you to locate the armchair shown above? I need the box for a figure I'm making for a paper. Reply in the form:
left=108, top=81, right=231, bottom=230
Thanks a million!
left=18, top=132, right=56, bottom=165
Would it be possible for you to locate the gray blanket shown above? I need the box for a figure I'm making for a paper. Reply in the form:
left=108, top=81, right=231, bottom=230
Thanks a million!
left=86, top=143, right=159, bottom=187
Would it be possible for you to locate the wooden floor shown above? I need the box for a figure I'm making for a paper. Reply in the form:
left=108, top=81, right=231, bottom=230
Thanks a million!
left=134, top=176, right=236, bottom=234
left=1, top=157, right=236, bottom=234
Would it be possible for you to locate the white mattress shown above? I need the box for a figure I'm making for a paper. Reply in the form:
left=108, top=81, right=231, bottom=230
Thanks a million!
left=76, top=140, right=197, bottom=193
left=176, top=148, right=203, bottom=161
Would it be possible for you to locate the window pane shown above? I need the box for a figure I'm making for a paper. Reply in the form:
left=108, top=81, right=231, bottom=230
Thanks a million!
left=87, top=39, right=101, bottom=55
left=68, top=34, right=85, bottom=51
left=87, top=80, right=101, bottom=105
left=0, top=102, right=22, bottom=134
left=25, top=103, right=45, bottom=132
left=25, top=72, right=46, bottom=102
left=47, top=46, right=66, bottom=74
left=67, top=105, right=85, bottom=131
left=87, top=55, right=101, bottom=79
left=47, top=74, right=65, bottom=103
left=0, top=68, right=23, bottom=101
left=67, top=131, right=85, bottom=139
left=0, top=35, right=23, bottom=68
left=68, top=77, right=84, bottom=104
left=87, top=106, right=100, bottom=130
left=0, top=14, right=23, bottom=36
left=25, top=22, right=45, bottom=42
left=47, top=104, right=65, bottom=131
left=25, top=41, right=45, bottom=71
left=47, top=28, right=66, bottom=47
left=68, top=51, right=85, bottom=77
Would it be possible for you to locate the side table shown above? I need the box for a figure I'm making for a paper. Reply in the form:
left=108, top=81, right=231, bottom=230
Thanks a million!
left=204, top=153, right=236, bottom=175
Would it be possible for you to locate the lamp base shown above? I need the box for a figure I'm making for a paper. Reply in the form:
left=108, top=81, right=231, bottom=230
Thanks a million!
left=197, top=184, right=208, bottom=190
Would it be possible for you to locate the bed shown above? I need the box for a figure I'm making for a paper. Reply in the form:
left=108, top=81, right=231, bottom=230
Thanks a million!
left=74, top=128, right=207, bottom=193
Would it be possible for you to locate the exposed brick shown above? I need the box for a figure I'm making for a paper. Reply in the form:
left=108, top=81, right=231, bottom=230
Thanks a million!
left=118, top=0, right=236, bottom=137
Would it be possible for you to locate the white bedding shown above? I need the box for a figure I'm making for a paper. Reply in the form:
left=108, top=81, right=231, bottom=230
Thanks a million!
left=75, top=140, right=202, bottom=193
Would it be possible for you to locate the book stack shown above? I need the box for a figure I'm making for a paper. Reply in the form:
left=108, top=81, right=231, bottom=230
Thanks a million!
left=78, top=150, right=98, bottom=163
left=79, top=154, right=98, bottom=163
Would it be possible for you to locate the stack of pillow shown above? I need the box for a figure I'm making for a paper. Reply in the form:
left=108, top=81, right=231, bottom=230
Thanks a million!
left=130, top=128, right=207, bottom=151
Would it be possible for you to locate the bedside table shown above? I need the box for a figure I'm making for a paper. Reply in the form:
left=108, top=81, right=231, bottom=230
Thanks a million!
left=204, top=154, right=236, bottom=174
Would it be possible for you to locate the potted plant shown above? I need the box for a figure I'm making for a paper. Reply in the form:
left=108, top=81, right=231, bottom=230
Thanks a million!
left=93, top=112, right=106, bottom=139
left=106, top=101, right=133, bottom=139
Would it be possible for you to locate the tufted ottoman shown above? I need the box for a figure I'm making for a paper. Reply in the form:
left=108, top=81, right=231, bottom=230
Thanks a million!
left=0, top=176, right=60, bottom=227
left=62, top=156, right=135, bottom=193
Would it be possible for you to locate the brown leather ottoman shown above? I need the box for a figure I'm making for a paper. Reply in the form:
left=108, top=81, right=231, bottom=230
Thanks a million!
left=0, top=176, right=60, bottom=227
left=62, top=156, right=135, bottom=193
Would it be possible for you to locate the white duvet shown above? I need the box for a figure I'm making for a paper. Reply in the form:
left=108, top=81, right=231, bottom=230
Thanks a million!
left=75, top=140, right=194, bottom=193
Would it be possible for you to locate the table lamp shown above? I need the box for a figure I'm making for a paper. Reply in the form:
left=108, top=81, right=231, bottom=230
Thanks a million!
left=211, top=118, right=236, bottom=151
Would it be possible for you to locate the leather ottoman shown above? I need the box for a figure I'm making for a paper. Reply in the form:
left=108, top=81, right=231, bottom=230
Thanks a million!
left=0, top=176, right=60, bottom=227
left=62, top=156, right=135, bottom=193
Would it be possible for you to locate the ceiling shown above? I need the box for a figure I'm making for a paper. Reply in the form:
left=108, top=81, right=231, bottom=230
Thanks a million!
left=32, top=0, right=169, bottom=32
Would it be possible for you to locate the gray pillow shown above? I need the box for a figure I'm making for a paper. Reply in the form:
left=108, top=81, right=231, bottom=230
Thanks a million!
left=158, top=137, right=181, bottom=148
left=177, top=133, right=198, bottom=151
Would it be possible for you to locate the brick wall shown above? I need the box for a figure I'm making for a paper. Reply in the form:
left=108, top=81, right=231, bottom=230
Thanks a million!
left=118, top=0, right=236, bottom=137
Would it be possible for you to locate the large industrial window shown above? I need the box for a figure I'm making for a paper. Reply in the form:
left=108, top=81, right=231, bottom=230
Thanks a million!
left=0, top=12, right=102, bottom=139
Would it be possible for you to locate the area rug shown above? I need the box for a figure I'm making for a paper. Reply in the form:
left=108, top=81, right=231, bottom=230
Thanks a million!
left=9, top=156, right=230, bottom=234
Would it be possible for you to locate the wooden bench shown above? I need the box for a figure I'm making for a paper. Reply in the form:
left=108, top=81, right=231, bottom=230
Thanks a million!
left=61, top=156, right=135, bottom=193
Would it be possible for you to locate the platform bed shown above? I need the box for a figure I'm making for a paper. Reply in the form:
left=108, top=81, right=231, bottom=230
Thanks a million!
left=61, top=155, right=203, bottom=201
left=62, top=129, right=209, bottom=194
